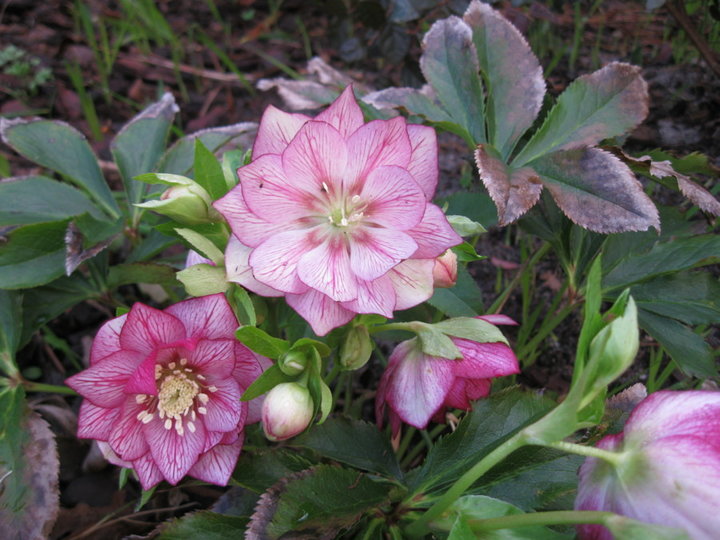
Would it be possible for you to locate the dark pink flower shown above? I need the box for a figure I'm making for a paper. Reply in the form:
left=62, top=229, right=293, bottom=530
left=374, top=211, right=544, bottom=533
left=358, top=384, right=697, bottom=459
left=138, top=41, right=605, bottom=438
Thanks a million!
left=576, top=390, right=720, bottom=540
left=215, top=86, right=462, bottom=336
left=375, top=315, right=519, bottom=435
left=66, top=294, right=268, bottom=490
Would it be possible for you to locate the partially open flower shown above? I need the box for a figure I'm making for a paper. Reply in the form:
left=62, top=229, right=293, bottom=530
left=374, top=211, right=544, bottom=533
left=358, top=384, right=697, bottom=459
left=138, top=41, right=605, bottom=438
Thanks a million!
left=137, top=176, right=218, bottom=225
left=375, top=315, right=519, bottom=436
left=66, top=294, right=268, bottom=490
left=262, top=382, right=314, bottom=441
left=215, top=86, right=462, bottom=336
left=432, top=250, right=458, bottom=288
left=576, top=390, right=720, bottom=540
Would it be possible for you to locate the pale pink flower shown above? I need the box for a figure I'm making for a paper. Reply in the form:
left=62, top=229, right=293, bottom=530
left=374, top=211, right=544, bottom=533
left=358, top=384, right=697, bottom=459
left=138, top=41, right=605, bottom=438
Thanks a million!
left=215, top=86, right=462, bottom=335
left=375, top=315, right=519, bottom=435
left=576, top=390, right=720, bottom=540
left=432, top=250, right=458, bottom=288
left=66, top=294, right=269, bottom=490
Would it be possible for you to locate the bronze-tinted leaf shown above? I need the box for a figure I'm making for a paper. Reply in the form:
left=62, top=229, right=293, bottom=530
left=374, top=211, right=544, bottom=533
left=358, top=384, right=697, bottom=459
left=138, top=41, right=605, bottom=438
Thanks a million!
left=532, top=148, right=660, bottom=233
left=362, top=85, right=453, bottom=124
left=475, top=144, right=542, bottom=225
left=464, top=0, right=545, bottom=158
left=420, top=16, right=486, bottom=143
left=513, top=63, right=649, bottom=166
left=643, top=156, right=720, bottom=216
left=0, top=392, right=60, bottom=540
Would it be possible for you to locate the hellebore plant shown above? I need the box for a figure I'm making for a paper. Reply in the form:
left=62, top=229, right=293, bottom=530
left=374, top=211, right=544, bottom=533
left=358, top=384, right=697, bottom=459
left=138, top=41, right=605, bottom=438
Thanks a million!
left=215, top=85, right=462, bottom=335
left=66, top=294, right=268, bottom=489
left=576, top=390, right=720, bottom=540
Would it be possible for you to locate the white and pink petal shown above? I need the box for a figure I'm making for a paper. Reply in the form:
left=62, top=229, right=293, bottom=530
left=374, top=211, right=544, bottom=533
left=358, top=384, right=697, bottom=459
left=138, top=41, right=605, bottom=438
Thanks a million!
left=66, top=350, right=145, bottom=408
left=407, top=124, right=439, bottom=198
left=348, top=227, right=417, bottom=281
left=189, top=433, right=244, bottom=486
left=90, top=314, right=127, bottom=364
left=249, top=228, right=319, bottom=294
left=77, top=401, right=120, bottom=440
left=297, top=236, right=358, bottom=302
left=119, top=303, right=185, bottom=356
left=165, top=294, right=239, bottom=340
left=144, top=417, right=207, bottom=485
left=388, top=259, right=435, bottom=311
left=406, top=204, right=462, bottom=259
left=285, top=289, right=355, bottom=336
left=361, top=166, right=426, bottom=230
left=314, top=85, right=364, bottom=138
left=253, top=105, right=310, bottom=157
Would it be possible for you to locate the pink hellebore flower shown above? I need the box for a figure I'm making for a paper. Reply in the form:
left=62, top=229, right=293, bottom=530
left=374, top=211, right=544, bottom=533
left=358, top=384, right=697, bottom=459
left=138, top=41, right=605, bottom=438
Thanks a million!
left=215, top=86, right=462, bottom=336
left=66, top=294, right=269, bottom=490
left=432, top=250, right=458, bottom=288
left=576, top=390, right=720, bottom=540
left=375, top=315, right=519, bottom=436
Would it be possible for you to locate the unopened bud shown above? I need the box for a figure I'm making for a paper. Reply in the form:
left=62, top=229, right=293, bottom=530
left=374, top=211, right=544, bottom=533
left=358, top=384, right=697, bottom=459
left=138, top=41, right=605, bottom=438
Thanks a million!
left=432, top=250, right=457, bottom=288
left=278, top=349, right=308, bottom=376
left=339, top=324, right=372, bottom=370
left=262, top=382, right=314, bottom=441
left=136, top=181, right=217, bottom=225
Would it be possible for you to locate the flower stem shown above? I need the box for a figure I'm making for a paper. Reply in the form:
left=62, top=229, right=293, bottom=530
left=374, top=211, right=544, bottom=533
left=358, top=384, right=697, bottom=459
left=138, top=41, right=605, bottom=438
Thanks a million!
left=23, top=381, right=78, bottom=396
left=404, top=431, right=528, bottom=537
left=435, top=510, right=617, bottom=533
left=543, top=440, right=625, bottom=466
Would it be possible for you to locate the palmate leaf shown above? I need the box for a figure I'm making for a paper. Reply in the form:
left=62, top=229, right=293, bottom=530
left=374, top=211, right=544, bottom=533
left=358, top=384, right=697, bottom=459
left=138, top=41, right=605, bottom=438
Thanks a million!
left=464, top=1, right=545, bottom=158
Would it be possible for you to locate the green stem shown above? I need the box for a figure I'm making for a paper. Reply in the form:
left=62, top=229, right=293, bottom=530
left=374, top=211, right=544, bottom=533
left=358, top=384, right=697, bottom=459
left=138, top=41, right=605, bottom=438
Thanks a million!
left=461, top=510, right=616, bottom=533
left=23, top=381, right=78, bottom=396
left=325, top=362, right=341, bottom=386
left=405, top=431, right=528, bottom=537
left=543, top=440, right=625, bottom=466
left=487, top=242, right=551, bottom=314
left=517, top=302, right=578, bottom=361
left=395, top=426, right=417, bottom=462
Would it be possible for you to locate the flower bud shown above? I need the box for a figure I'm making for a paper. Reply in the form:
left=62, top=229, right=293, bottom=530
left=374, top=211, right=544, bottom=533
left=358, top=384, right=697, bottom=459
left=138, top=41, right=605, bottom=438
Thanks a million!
left=432, top=250, right=457, bottom=288
left=137, top=181, right=218, bottom=225
left=277, top=349, right=308, bottom=376
left=262, top=382, right=314, bottom=441
left=339, top=324, right=372, bottom=370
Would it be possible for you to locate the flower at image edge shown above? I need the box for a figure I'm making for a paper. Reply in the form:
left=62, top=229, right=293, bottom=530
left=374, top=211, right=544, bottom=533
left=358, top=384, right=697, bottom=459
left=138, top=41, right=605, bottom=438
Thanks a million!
left=375, top=314, right=520, bottom=436
left=215, top=85, right=462, bottom=335
left=576, top=390, right=720, bottom=540
left=66, top=294, right=270, bottom=490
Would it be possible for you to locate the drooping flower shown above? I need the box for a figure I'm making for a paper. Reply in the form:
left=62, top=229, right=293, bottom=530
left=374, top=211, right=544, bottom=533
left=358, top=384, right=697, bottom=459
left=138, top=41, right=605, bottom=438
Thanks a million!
left=576, top=390, right=720, bottom=540
left=66, top=294, right=269, bottom=490
left=215, top=86, right=462, bottom=336
left=261, top=382, right=315, bottom=441
left=375, top=315, right=519, bottom=435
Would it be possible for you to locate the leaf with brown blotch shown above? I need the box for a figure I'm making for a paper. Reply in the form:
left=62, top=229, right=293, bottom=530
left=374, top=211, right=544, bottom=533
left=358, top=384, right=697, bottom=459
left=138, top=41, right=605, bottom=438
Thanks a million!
left=475, top=144, right=543, bottom=225
left=635, top=154, right=720, bottom=216
left=0, top=391, right=60, bottom=540
left=531, top=147, right=660, bottom=233
left=513, top=62, right=649, bottom=166
left=464, top=0, right=545, bottom=158
left=362, top=85, right=453, bottom=125
left=64, top=221, right=117, bottom=276
left=420, top=16, right=486, bottom=143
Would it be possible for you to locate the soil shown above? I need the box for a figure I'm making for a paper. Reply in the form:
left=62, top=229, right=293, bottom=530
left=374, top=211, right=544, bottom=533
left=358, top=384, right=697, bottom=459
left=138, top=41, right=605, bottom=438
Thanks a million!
left=1, top=1, right=718, bottom=538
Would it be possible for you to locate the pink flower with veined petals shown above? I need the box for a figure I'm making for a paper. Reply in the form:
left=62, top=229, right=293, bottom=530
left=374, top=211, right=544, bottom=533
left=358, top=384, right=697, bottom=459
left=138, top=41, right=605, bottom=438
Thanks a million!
left=215, top=86, right=462, bottom=336
left=375, top=315, right=519, bottom=436
left=66, top=294, right=269, bottom=490
left=576, top=390, right=720, bottom=540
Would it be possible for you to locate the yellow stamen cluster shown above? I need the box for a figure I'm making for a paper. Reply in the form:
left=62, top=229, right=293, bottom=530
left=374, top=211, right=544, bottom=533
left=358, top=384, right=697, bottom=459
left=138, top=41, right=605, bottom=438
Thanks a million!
left=133, top=358, right=218, bottom=437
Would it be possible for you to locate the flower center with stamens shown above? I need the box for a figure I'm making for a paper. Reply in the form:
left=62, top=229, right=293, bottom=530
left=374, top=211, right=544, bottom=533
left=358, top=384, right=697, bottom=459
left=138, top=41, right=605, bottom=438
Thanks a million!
left=327, top=194, right=366, bottom=229
left=158, top=375, right=199, bottom=418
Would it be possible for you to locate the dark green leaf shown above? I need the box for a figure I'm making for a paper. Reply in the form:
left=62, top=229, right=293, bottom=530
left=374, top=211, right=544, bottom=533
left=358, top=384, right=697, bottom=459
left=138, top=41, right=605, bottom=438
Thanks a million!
left=233, top=448, right=316, bottom=493
left=0, top=221, right=67, bottom=289
left=427, top=266, right=484, bottom=317
left=240, top=364, right=291, bottom=402
left=159, top=123, right=257, bottom=175
left=0, top=388, right=60, bottom=540
left=513, top=62, right=648, bottom=166
left=158, top=512, right=248, bottom=539
left=363, top=86, right=453, bottom=125
left=0, top=118, right=119, bottom=218
left=464, top=1, right=545, bottom=158
left=603, top=234, right=720, bottom=290
left=292, top=417, right=403, bottom=479
left=420, top=16, right=486, bottom=143
left=530, top=148, right=659, bottom=233
left=413, top=387, right=555, bottom=493
left=106, top=263, right=179, bottom=289
left=236, top=327, right=290, bottom=360
left=194, top=139, right=229, bottom=199
left=0, top=290, right=22, bottom=376
left=0, top=176, right=102, bottom=226
left=638, top=310, right=717, bottom=377
left=111, top=92, right=177, bottom=211
left=441, top=191, right=498, bottom=229
left=246, top=465, right=392, bottom=539
left=630, top=273, right=720, bottom=325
